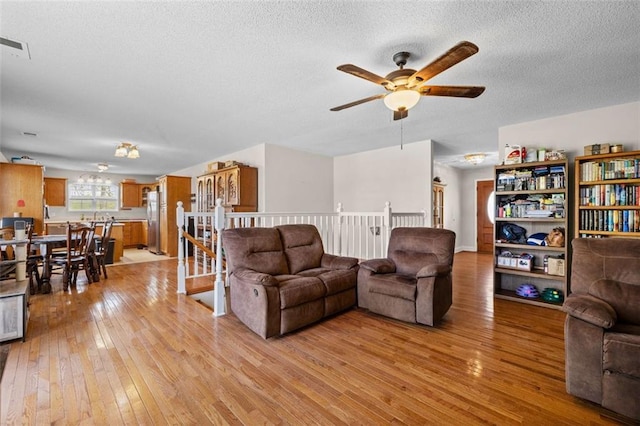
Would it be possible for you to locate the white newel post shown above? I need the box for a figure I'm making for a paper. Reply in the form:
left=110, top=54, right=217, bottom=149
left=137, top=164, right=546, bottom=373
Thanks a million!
left=383, top=201, right=392, bottom=255
left=336, top=202, right=343, bottom=256
left=213, top=198, right=226, bottom=316
left=176, top=201, right=186, bottom=294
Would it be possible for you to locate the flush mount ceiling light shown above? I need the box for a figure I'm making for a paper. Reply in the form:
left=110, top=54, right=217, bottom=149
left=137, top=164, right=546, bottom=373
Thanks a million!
left=97, top=163, right=109, bottom=172
left=464, top=153, right=486, bottom=165
left=114, top=142, right=140, bottom=159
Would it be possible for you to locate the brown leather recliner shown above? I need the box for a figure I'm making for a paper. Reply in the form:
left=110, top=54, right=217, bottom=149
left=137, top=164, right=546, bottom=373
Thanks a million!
left=222, top=224, right=359, bottom=339
left=357, top=227, right=456, bottom=326
left=562, top=238, right=640, bottom=421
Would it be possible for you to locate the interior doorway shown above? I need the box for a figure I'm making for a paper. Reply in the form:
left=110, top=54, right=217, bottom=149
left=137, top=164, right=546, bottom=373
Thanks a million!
left=476, top=180, right=494, bottom=253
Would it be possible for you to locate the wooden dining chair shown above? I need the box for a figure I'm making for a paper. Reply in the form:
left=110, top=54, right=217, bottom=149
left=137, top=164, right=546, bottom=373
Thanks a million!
left=50, top=224, right=96, bottom=290
left=92, top=220, right=114, bottom=279
left=25, top=223, right=44, bottom=294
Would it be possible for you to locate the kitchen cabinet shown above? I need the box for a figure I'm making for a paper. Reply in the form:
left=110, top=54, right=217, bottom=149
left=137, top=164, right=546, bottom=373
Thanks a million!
left=122, top=221, right=143, bottom=247
left=44, top=177, right=67, bottom=207
left=158, top=175, right=191, bottom=257
left=139, top=183, right=158, bottom=208
left=0, top=163, right=44, bottom=235
left=120, top=181, right=140, bottom=209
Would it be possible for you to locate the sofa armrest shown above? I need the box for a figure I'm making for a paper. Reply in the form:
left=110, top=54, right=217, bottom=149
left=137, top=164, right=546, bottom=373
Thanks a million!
left=416, top=264, right=451, bottom=279
left=321, top=253, right=359, bottom=270
left=233, top=268, right=279, bottom=287
left=562, top=294, right=617, bottom=329
left=359, top=258, right=396, bottom=274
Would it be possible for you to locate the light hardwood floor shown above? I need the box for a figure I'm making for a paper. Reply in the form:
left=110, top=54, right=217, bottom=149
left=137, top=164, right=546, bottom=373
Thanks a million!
left=0, top=252, right=633, bottom=425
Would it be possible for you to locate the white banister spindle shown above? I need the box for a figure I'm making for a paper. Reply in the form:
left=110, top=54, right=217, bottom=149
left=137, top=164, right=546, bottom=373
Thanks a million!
left=214, top=198, right=226, bottom=316
left=177, top=201, right=186, bottom=294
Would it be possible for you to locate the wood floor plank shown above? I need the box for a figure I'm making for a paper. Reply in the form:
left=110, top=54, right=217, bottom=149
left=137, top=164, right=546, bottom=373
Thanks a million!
left=1, top=252, right=635, bottom=425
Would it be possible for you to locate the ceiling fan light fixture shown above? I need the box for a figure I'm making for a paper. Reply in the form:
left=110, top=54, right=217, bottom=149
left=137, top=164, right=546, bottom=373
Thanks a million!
left=464, top=153, right=486, bottom=165
left=383, top=89, right=420, bottom=112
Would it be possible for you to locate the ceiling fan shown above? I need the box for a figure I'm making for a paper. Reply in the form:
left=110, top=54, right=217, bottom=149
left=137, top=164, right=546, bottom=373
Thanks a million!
left=330, top=41, right=485, bottom=120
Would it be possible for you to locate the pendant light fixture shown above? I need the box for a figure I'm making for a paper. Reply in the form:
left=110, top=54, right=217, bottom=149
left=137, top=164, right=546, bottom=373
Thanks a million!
left=115, top=142, right=140, bottom=159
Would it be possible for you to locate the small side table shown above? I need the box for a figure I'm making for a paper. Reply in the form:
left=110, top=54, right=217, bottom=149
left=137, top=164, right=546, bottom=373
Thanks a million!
left=0, top=280, right=29, bottom=342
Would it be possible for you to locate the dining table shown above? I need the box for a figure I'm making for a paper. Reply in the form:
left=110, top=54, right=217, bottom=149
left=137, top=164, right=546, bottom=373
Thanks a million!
left=32, top=234, right=100, bottom=293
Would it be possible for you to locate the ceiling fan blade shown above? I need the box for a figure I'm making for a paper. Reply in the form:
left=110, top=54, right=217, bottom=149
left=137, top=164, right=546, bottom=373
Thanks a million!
left=408, top=41, right=479, bottom=87
left=419, top=85, right=485, bottom=98
left=393, top=108, right=408, bottom=121
left=337, top=64, right=395, bottom=88
left=330, top=93, right=386, bottom=111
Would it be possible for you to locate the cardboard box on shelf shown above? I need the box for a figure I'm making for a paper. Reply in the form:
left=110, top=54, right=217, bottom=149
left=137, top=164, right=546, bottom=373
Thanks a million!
left=548, top=258, right=565, bottom=276
left=584, top=143, right=611, bottom=156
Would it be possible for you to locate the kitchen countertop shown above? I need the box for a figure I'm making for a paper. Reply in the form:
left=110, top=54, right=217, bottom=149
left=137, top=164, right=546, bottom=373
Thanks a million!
left=45, top=219, right=146, bottom=225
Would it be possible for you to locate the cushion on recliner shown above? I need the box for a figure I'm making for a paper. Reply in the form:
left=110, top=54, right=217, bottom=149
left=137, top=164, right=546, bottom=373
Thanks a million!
left=222, top=227, right=289, bottom=276
left=603, top=332, right=640, bottom=377
left=590, top=279, right=640, bottom=325
left=279, top=276, right=326, bottom=309
left=277, top=224, right=324, bottom=274
left=387, top=228, right=455, bottom=277
left=368, top=274, right=417, bottom=301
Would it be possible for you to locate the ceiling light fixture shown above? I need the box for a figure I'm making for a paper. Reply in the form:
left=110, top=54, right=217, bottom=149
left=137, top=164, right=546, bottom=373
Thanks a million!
left=97, top=163, right=109, bottom=172
left=383, top=88, right=421, bottom=112
left=114, top=142, right=140, bottom=159
left=464, top=153, right=486, bottom=165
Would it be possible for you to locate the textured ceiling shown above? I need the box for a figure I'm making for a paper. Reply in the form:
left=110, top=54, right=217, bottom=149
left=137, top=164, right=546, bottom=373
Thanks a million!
left=1, top=1, right=639, bottom=176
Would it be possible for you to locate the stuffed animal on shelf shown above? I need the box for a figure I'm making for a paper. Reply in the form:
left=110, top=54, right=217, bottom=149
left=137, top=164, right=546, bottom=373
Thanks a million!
left=545, top=227, right=565, bottom=247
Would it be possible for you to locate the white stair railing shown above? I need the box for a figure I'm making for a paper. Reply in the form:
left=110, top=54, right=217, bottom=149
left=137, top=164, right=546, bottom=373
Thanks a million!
left=176, top=201, right=428, bottom=316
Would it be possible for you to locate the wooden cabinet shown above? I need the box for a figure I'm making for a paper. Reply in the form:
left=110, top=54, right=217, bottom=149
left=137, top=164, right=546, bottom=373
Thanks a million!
left=139, top=183, right=158, bottom=208
left=120, top=182, right=140, bottom=209
left=493, top=159, right=569, bottom=309
left=574, top=150, right=640, bottom=238
left=44, top=177, right=66, bottom=207
left=122, top=221, right=143, bottom=247
left=432, top=183, right=445, bottom=228
left=158, top=175, right=191, bottom=257
left=197, top=165, right=257, bottom=212
left=0, top=163, right=44, bottom=235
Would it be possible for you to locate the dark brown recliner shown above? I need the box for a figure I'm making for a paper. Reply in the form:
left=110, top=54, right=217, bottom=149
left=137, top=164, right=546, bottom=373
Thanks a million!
left=222, top=224, right=359, bottom=339
left=562, top=238, right=640, bottom=421
left=357, top=227, right=456, bottom=326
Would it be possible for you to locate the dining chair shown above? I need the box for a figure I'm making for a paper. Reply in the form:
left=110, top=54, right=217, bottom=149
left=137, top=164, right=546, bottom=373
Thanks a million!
left=0, top=228, right=17, bottom=281
left=50, top=223, right=96, bottom=290
left=25, top=223, right=44, bottom=294
left=93, top=220, right=114, bottom=279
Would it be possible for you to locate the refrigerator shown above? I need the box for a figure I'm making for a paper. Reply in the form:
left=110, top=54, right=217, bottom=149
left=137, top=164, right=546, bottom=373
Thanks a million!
left=147, top=190, right=162, bottom=254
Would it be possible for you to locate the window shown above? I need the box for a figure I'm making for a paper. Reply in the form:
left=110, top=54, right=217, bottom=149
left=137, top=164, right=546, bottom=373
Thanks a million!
left=68, top=181, right=119, bottom=212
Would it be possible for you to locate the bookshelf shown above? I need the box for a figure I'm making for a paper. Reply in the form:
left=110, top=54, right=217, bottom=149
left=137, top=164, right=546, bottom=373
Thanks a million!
left=574, top=150, right=640, bottom=238
left=493, top=159, right=569, bottom=309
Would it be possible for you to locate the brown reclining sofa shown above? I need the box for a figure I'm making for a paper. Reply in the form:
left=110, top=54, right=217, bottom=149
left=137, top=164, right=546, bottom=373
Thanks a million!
left=222, top=224, right=359, bottom=339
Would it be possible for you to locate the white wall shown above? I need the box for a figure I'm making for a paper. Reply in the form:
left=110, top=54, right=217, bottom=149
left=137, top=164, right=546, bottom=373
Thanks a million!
left=263, top=144, right=333, bottom=212
left=499, top=102, right=640, bottom=162
left=433, top=162, right=463, bottom=250
left=334, top=140, right=433, bottom=215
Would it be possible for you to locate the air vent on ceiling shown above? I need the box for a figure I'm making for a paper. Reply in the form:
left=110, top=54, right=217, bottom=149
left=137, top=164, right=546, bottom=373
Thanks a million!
left=1, top=36, right=31, bottom=59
